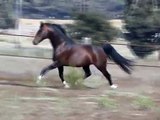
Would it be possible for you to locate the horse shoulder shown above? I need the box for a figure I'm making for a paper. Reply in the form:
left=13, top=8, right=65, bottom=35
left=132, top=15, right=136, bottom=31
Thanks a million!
left=54, top=43, right=69, bottom=58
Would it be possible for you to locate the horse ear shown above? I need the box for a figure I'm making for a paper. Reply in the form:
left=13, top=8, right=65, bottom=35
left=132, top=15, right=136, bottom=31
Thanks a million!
left=40, top=22, right=44, bottom=27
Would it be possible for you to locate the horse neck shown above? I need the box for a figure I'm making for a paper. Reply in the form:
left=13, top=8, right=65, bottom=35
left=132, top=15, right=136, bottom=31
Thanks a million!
left=49, top=35, right=64, bottom=49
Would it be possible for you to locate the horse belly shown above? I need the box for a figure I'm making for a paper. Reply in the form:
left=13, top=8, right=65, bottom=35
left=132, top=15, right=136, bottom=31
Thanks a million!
left=68, top=53, right=91, bottom=67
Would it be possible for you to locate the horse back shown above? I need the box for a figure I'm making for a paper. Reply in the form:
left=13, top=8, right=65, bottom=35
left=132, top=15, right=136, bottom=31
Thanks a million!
left=71, top=44, right=107, bottom=66
left=54, top=43, right=107, bottom=67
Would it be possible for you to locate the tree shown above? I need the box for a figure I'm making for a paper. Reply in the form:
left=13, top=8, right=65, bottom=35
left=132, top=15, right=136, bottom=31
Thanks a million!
left=124, top=0, right=160, bottom=58
left=68, top=13, right=118, bottom=45
left=0, top=0, right=15, bottom=29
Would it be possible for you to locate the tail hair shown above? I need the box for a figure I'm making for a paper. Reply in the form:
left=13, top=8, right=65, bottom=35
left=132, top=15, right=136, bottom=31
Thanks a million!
left=103, top=43, right=134, bottom=74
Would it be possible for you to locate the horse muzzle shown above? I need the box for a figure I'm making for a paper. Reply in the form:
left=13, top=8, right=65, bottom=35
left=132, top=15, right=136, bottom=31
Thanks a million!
left=32, top=37, right=41, bottom=45
left=32, top=40, right=38, bottom=45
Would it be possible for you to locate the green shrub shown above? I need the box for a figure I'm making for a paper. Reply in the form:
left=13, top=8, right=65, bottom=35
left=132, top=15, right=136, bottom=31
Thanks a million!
left=65, top=68, right=84, bottom=88
left=98, top=96, right=118, bottom=109
left=133, top=96, right=155, bottom=110
left=68, top=12, right=118, bottom=45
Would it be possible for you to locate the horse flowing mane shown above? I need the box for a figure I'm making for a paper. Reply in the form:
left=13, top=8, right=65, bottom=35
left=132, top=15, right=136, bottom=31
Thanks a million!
left=46, top=23, right=74, bottom=44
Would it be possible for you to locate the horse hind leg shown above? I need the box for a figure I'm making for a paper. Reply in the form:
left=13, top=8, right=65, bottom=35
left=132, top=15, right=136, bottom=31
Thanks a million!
left=83, top=66, right=91, bottom=79
left=95, top=65, right=117, bottom=89
left=58, top=66, right=70, bottom=88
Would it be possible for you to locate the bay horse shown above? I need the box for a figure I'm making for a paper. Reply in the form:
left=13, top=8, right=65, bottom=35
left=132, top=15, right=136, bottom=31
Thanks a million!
left=33, top=22, right=133, bottom=89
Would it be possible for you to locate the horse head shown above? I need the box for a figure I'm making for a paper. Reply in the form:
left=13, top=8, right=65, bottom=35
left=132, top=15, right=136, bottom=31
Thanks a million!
left=33, top=22, right=51, bottom=45
left=33, top=22, right=74, bottom=48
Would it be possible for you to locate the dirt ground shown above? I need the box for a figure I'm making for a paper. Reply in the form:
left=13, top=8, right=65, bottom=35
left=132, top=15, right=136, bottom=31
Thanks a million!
left=0, top=56, right=160, bottom=120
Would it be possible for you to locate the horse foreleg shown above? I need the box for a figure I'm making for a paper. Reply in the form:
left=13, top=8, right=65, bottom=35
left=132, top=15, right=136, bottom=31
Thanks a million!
left=37, top=61, right=60, bottom=82
left=83, top=66, right=91, bottom=79
left=58, top=66, right=70, bottom=88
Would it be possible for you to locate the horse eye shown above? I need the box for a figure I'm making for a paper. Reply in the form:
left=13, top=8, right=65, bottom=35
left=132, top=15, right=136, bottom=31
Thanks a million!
left=38, top=29, right=42, bottom=33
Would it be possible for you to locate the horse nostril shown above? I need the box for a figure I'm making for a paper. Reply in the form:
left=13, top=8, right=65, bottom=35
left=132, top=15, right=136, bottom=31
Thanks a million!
left=33, top=41, right=37, bottom=45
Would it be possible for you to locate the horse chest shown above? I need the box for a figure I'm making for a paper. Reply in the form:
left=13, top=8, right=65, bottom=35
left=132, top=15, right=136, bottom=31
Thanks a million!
left=54, top=46, right=70, bottom=62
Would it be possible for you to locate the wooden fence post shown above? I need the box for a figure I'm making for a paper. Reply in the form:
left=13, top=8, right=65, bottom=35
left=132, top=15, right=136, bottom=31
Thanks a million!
left=158, top=50, right=160, bottom=60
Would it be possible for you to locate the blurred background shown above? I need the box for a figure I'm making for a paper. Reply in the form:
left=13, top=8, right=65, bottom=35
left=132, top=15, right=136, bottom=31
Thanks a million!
left=0, top=0, right=160, bottom=59
left=0, top=1, right=160, bottom=120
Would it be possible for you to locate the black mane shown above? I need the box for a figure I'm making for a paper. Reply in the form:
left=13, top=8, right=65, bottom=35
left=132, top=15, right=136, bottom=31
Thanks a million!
left=52, top=24, right=67, bottom=35
left=45, top=23, right=74, bottom=44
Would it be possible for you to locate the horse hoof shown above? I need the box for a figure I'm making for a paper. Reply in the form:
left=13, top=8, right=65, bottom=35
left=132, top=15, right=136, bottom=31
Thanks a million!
left=36, top=75, right=43, bottom=84
left=63, top=81, right=70, bottom=89
left=38, top=75, right=43, bottom=80
left=110, top=84, right=118, bottom=89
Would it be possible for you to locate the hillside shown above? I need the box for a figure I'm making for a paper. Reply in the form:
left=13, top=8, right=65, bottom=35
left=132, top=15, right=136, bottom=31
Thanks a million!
left=22, top=0, right=124, bottom=19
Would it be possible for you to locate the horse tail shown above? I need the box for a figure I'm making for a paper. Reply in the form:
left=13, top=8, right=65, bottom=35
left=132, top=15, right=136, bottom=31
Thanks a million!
left=102, top=43, right=134, bottom=74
